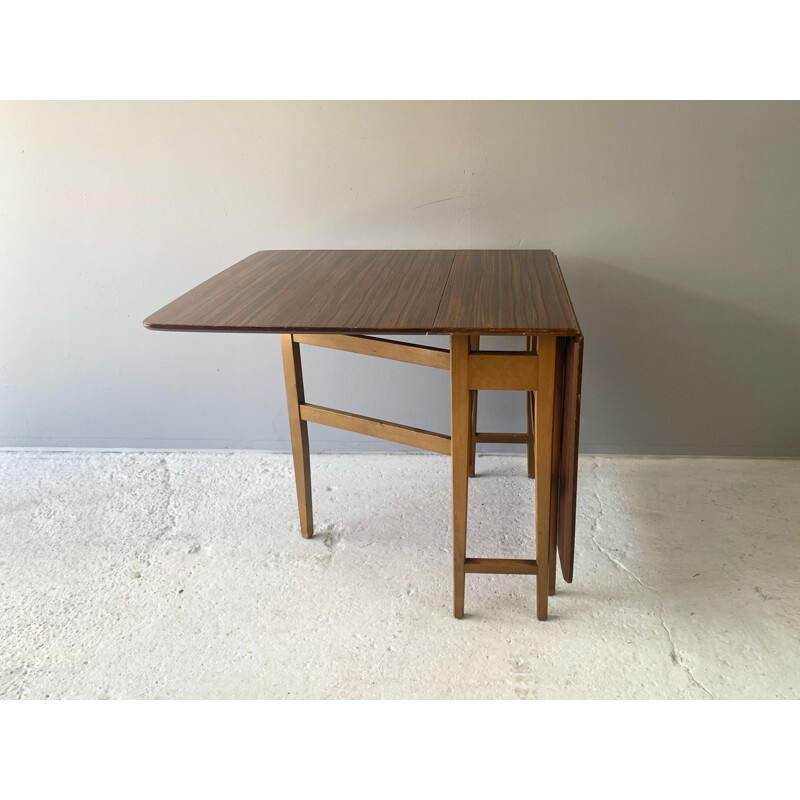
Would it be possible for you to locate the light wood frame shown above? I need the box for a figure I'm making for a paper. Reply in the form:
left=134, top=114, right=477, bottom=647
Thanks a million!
left=280, top=332, right=564, bottom=620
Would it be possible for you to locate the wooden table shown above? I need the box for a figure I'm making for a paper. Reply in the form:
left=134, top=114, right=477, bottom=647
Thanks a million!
left=144, top=250, right=583, bottom=620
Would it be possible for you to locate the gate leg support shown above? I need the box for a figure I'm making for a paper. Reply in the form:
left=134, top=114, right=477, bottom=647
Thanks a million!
left=450, top=335, right=471, bottom=618
left=534, top=336, right=558, bottom=620
left=281, top=334, right=314, bottom=538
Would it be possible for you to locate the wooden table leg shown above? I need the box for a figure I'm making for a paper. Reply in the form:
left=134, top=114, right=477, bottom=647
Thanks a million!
left=281, top=333, right=313, bottom=538
left=451, top=335, right=471, bottom=618
left=534, top=336, right=558, bottom=620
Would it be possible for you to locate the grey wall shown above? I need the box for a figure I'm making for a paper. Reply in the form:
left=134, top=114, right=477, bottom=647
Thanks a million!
left=2, top=101, right=799, bottom=455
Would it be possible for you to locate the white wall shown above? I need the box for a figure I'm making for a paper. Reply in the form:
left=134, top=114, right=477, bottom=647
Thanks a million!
left=2, top=101, right=799, bottom=454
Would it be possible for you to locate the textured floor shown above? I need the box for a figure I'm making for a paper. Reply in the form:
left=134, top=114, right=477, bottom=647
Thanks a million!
left=1, top=451, right=799, bottom=699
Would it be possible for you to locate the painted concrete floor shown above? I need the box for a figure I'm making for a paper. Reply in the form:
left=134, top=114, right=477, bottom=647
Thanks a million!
left=1, top=451, right=798, bottom=699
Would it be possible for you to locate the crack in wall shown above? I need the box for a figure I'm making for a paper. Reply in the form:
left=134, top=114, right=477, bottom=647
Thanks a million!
left=414, top=196, right=464, bottom=209
left=588, top=461, right=715, bottom=699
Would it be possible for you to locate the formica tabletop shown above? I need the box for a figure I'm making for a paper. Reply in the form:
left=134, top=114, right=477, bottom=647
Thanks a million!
left=143, top=250, right=582, bottom=336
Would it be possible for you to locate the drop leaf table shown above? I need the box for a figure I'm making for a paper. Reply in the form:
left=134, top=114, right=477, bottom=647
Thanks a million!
left=144, top=250, right=583, bottom=620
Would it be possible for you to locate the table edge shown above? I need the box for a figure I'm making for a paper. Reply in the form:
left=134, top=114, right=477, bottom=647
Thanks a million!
left=143, top=320, right=583, bottom=336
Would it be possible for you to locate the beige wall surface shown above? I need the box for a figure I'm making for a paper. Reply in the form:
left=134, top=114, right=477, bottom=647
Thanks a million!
left=2, top=101, right=799, bottom=455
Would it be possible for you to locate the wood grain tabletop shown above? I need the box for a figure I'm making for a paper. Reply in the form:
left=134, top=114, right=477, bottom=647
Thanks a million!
left=143, top=249, right=581, bottom=336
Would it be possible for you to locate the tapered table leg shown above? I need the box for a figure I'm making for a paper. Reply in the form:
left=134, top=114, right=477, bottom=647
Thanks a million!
left=281, top=334, right=313, bottom=538
left=534, top=336, right=558, bottom=620
left=450, top=335, right=471, bottom=618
